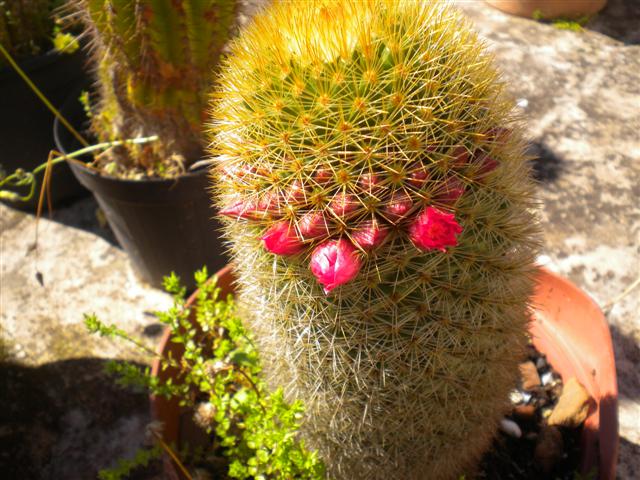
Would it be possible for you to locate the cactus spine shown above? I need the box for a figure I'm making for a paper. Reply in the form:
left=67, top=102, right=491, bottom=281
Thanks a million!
left=79, top=0, right=236, bottom=176
left=211, top=1, right=540, bottom=479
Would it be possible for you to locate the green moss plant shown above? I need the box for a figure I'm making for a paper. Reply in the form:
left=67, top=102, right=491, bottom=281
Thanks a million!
left=210, top=1, right=540, bottom=479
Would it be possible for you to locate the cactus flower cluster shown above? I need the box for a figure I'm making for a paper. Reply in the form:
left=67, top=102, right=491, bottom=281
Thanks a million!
left=210, top=1, right=539, bottom=479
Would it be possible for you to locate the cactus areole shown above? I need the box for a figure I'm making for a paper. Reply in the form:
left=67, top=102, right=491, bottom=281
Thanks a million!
left=210, top=1, right=540, bottom=479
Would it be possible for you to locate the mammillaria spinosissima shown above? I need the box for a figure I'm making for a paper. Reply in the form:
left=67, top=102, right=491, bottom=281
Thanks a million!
left=77, top=0, right=236, bottom=176
left=210, top=1, right=540, bottom=478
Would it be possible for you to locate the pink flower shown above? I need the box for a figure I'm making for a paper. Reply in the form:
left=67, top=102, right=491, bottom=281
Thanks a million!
left=310, top=239, right=362, bottom=294
left=435, top=176, right=465, bottom=206
left=262, top=221, right=304, bottom=256
left=329, top=192, right=358, bottom=217
left=384, top=191, right=413, bottom=223
left=298, top=211, right=330, bottom=240
left=409, top=207, right=463, bottom=252
left=351, top=219, right=389, bottom=251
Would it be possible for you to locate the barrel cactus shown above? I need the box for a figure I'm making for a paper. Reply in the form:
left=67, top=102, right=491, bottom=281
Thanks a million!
left=78, top=0, right=237, bottom=176
left=210, top=1, right=540, bottom=479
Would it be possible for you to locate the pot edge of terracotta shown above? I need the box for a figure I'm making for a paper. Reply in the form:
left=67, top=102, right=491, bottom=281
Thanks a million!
left=485, top=0, right=607, bottom=20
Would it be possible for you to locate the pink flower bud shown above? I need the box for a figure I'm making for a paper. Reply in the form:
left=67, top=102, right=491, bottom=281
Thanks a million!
left=407, top=163, right=429, bottom=188
left=474, top=153, right=499, bottom=180
left=435, top=176, right=465, bottom=206
left=257, top=190, right=283, bottom=215
left=310, top=239, right=362, bottom=294
left=298, top=211, right=330, bottom=240
left=285, top=180, right=307, bottom=204
left=451, top=146, right=469, bottom=167
left=486, top=127, right=511, bottom=145
left=262, top=221, right=305, bottom=256
left=329, top=192, right=358, bottom=217
left=409, top=207, right=463, bottom=253
left=314, top=167, right=332, bottom=185
left=358, top=172, right=382, bottom=193
left=219, top=200, right=263, bottom=220
left=383, top=191, right=413, bottom=223
left=351, top=219, right=389, bottom=251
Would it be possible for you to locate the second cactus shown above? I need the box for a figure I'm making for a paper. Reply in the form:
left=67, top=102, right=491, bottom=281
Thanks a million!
left=211, top=1, right=540, bottom=479
left=79, top=0, right=236, bottom=176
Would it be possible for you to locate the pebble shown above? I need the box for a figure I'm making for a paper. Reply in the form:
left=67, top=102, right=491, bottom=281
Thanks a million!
left=534, top=425, right=564, bottom=473
left=548, top=377, right=592, bottom=428
left=499, top=418, right=522, bottom=438
left=509, top=389, right=524, bottom=405
left=513, top=404, right=536, bottom=420
left=541, top=371, right=554, bottom=386
left=519, top=361, right=541, bottom=390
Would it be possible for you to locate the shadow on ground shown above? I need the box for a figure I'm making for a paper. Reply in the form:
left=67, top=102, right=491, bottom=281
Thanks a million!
left=0, top=357, right=160, bottom=480
left=527, top=140, right=564, bottom=184
left=585, top=0, right=640, bottom=45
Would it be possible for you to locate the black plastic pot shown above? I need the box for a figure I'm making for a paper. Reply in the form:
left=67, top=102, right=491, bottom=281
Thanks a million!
left=0, top=48, right=90, bottom=210
left=54, top=94, right=228, bottom=289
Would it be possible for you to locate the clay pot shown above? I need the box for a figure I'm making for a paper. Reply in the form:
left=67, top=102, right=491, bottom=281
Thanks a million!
left=485, top=0, right=607, bottom=19
left=151, top=266, right=618, bottom=479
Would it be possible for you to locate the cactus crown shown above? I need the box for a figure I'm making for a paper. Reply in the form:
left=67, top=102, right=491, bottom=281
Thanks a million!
left=1, top=0, right=54, bottom=65
left=79, top=0, right=237, bottom=177
left=211, top=1, right=540, bottom=478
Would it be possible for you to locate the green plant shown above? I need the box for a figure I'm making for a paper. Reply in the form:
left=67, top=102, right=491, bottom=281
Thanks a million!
left=77, top=0, right=237, bottom=178
left=85, top=268, right=325, bottom=479
left=210, top=1, right=539, bottom=479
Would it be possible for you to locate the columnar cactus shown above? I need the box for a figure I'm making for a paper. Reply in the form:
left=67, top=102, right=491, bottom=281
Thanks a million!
left=79, top=0, right=237, bottom=175
left=0, top=0, right=53, bottom=65
left=211, top=1, right=540, bottom=479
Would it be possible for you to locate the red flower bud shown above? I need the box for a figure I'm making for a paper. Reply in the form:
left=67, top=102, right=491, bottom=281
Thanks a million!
left=383, top=191, right=413, bottom=223
left=257, top=190, right=283, bottom=215
left=358, top=172, right=382, bottom=194
left=310, top=239, right=362, bottom=294
left=351, top=219, right=389, bottom=251
left=314, top=167, right=332, bottom=185
left=219, top=200, right=264, bottom=220
left=298, top=211, right=330, bottom=240
left=474, top=153, right=499, bottom=180
left=409, top=207, right=463, bottom=252
left=407, top=163, right=429, bottom=188
left=329, top=192, right=358, bottom=217
left=435, top=176, right=465, bottom=206
left=285, top=180, right=307, bottom=204
left=262, top=221, right=305, bottom=256
left=451, top=146, right=469, bottom=167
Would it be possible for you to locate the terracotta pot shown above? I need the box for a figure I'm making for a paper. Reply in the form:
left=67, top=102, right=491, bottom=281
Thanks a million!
left=485, top=0, right=607, bottom=19
left=151, top=266, right=618, bottom=479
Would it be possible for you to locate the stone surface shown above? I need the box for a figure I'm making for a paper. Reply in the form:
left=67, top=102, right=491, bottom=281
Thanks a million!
left=1, top=0, right=638, bottom=478
left=548, top=377, right=592, bottom=428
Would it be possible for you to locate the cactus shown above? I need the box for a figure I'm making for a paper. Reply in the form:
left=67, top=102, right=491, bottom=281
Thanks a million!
left=210, top=1, right=540, bottom=479
left=78, top=0, right=237, bottom=176
left=0, top=0, right=54, bottom=65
